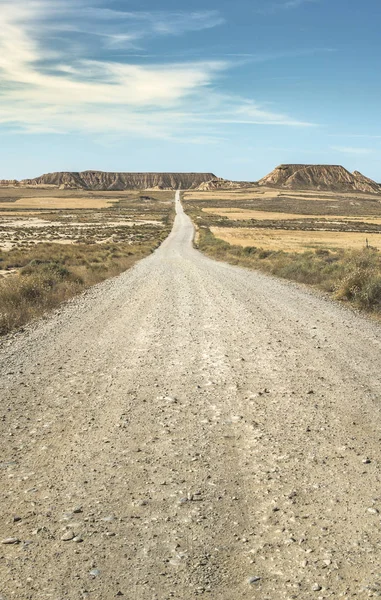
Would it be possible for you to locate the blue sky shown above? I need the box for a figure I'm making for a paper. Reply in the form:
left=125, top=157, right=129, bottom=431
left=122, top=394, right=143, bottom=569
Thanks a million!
left=0, top=0, right=380, bottom=181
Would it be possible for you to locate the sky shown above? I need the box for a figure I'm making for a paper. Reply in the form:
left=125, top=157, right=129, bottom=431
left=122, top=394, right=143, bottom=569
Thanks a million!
left=0, top=0, right=380, bottom=181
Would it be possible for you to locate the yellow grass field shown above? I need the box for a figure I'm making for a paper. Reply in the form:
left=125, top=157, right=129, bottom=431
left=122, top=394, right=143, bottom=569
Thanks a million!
left=185, top=187, right=381, bottom=202
left=203, top=207, right=381, bottom=224
left=0, top=197, right=116, bottom=209
left=211, top=226, right=381, bottom=253
left=185, top=189, right=281, bottom=201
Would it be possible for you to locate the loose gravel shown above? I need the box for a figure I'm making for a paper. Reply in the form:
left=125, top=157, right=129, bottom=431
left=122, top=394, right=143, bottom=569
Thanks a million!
left=1, top=192, right=381, bottom=599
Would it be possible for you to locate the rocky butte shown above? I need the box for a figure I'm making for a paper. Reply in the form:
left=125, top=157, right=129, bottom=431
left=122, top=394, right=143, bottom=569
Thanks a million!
left=0, top=165, right=380, bottom=193
left=258, top=164, right=381, bottom=194
left=0, top=171, right=221, bottom=191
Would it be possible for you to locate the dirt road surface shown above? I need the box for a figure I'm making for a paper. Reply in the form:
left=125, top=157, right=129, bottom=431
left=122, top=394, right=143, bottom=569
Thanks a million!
left=1, top=192, right=381, bottom=600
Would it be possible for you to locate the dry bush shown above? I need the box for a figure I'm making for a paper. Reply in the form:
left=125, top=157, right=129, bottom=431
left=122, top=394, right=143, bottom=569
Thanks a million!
left=197, top=227, right=381, bottom=313
left=0, top=230, right=170, bottom=335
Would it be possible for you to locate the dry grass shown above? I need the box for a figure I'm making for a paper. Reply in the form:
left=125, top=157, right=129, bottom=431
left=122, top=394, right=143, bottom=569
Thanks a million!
left=196, top=227, right=381, bottom=312
left=211, top=227, right=381, bottom=253
left=185, top=186, right=381, bottom=202
left=185, top=187, right=381, bottom=314
left=0, top=189, right=174, bottom=334
left=3, top=197, right=116, bottom=209
left=0, top=236, right=171, bottom=335
left=203, top=208, right=381, bottom=224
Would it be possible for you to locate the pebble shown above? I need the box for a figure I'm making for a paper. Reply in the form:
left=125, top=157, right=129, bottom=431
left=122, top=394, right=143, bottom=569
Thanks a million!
left=1, top=537, right=20, bottom=544
left=61, top=531, right=75, bottom=541
left=248, top=576, right=261, bottom=584
left=73, top=536, right=83, bottom=543
left=89, top=569, right=100, bottom=578
left=367, top=507, right=379, bottom=514
left=362, top=458, right=371, bottom=464
left=312, top=584, right=322, bottom=591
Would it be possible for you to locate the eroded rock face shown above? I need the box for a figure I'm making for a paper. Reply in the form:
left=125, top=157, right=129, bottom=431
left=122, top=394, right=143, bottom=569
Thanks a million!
left=196, top=178, right=255, bottom=191
left=258, top=164, right=381, bottom=193
left=5, top=171, right=219, bottom=190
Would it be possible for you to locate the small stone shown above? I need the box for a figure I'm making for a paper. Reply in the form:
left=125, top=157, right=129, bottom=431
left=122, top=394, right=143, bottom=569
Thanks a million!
left=89, top=569, right=100, bottom=578
left=312, top=584, right=322, bottom=591
left=61, top=531, right=75, bottom=541
left=13, top=516, right=22, bottom=522
left=1, top=537, right=20, bottom=544
left=248, top=576, right=261, bottom=584
left=367, top=507, right=379, bottom=514
left=73, top=536, right=83, bottom=543
left=73, top=507, right=83, bottom=514
left=363, top=458, right=371, bottom=464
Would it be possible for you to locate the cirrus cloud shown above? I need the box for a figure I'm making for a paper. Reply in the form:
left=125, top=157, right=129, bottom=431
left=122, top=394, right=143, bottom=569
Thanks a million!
left=0, top=0, right=317, bottom=139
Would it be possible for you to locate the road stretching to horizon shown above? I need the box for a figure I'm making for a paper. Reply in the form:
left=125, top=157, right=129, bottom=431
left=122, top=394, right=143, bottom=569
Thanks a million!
left=1, top=191, right=381, bottom=599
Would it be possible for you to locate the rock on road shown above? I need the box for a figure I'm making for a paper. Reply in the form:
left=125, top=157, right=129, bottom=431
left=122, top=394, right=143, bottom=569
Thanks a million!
left=1, top=191, right=381, bottom=599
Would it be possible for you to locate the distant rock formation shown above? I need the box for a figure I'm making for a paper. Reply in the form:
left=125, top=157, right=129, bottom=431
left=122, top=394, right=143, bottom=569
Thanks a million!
left=258, top=164, right=381, bottom=194
left=0, top=171, right=220, bottom=191
left=196, top=178, right=255, bottom=191
left=1, top=165, right=380, bottom=194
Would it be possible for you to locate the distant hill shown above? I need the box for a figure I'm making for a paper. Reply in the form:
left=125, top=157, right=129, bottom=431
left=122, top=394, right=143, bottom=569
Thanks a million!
left=1, top=165, right=380, bottom=194
left=258, top=164, right=381, bottom=194
left=196, top=178, right=255, bottom=191
left=0, top=171, right=220, bottom=191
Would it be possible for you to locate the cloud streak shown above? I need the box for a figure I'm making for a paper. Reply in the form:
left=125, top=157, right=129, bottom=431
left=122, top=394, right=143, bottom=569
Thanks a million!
left=330, top=146, right=373, bottom=155
left=0, top=0, right=316, bottom=139
left=256, top=0, right=319, bottom=15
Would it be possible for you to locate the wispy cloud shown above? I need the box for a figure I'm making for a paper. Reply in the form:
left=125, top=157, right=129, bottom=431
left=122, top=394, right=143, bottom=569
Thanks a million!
left=330, top=146, right=373, bottom=155
left=256, top=0, right=319, bottom=14
left=280, top=0, right=318, bottom=9
left=328, top=134, right=381, bottom=140
left=0, top=0, right=316, bottom=139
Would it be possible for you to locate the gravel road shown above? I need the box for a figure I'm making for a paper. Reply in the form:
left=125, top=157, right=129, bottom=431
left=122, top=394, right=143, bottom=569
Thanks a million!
left=1, top=192, right=381, bottom=600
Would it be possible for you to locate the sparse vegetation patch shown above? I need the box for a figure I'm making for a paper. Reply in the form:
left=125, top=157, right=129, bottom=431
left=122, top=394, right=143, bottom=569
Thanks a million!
left=185, top=188, right=381, bottom=315
left=0, top=189, right=174, bottom=334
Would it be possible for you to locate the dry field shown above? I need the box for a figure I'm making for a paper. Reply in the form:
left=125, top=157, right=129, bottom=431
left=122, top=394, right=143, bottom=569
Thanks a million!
left=0, top=188, right=174, bottom=332
left=184, top=186, right=381, bottom=252
left=183, top=187, right=381, bottom=312
left=211, top=226, right=381, bottom=253
left=203, top=207, right=381, bottom=225
left=0, top=189, right=173, bottom=251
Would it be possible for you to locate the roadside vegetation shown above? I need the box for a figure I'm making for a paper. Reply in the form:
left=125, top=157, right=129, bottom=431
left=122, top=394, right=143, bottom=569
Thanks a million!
left=196, top=226, right=381, bottom=314
left=183, top=189, right=381, bottom=315
left=0, top=191, right=174, bottom=335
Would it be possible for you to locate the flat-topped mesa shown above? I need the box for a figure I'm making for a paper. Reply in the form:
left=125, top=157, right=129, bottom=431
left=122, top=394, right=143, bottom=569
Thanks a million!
left=13, top=171, right=219, bottom=191
left=259, top=164, right=381, bottom=194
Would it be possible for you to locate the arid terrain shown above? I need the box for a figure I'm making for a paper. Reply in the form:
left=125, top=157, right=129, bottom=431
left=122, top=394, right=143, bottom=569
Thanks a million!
left=1, top=192, right=381, bottom=599
left=184, top=185, right=381, bottom=312
left=0, top=187, right=174, bottom=332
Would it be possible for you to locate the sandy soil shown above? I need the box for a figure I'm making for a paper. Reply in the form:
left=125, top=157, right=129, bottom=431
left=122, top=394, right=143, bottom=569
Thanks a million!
left=1, top=193, right=381, bottom=599
left=211, top=226, right=381, bottom=252
left=0, top=218, right=163, bottom=250
left=0, top=198, right=115, bottom=209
